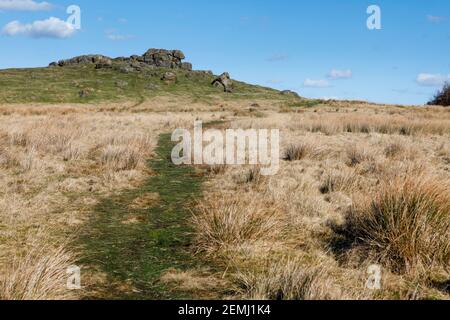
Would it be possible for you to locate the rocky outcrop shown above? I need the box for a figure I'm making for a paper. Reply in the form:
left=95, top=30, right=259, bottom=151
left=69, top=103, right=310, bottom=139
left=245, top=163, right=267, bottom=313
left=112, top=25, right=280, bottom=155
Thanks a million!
left=49, top=49, right=193, bottom=71
left=50, top=55, right=112, bottom=67
left=212, top=72, right=233, bottom=93
left=280, top=90, right=300, bottom=98
left=142, top=49, right=186, bottom=69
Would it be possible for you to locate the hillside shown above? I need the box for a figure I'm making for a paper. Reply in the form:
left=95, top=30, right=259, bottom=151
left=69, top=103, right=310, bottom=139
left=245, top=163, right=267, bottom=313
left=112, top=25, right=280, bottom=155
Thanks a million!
left=0, top=49, right=285, bottom=104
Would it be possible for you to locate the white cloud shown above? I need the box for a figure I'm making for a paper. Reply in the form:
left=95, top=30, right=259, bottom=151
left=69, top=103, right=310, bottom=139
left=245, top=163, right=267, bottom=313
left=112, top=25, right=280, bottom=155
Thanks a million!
left=328, top=69, right=353, bottom=80
left=2, top=17, right=75, bottom=38
left=427, top=15, right=447, bottom=23
left=416, top=73, right=450, bottom=87
left=0, top=0, right=52, bottom=11
left=303, top=78, right=331, bottom=88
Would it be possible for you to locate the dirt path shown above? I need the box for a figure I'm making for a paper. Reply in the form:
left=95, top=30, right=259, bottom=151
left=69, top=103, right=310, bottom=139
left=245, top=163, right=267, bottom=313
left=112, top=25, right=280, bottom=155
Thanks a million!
left=79, top=133, right=209, bottom=300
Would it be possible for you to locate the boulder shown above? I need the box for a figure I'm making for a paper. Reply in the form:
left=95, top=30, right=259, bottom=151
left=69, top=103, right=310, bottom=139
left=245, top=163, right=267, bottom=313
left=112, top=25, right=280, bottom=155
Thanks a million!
left=143, top=49, right=185, bottom=68
left=145, top=83, right=161, bottom=90
left=212, top=72, right=233, bottom=93
left=117, top=66, right=134, bottom=74
left=161, top=71, right=177, bottom=84
left=115, top=80, right=128, bottom=88
left=172, top=50, right=186, bottom=60
left=79, top=89, right=92, bottom=98
left=280, top=90, right=300, bottom=98
left=95, top=57, right=113, bottom=69
left=181, top=62, right=193, bottom=71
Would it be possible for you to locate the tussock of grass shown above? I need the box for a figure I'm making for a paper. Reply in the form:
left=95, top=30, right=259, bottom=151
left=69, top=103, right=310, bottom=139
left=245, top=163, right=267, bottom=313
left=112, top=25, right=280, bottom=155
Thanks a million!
left=100, top=145, right=140, bottom=171
left=319, top=169, right=361, bottom=194
left=0, top=238, right=76, bottom=300
left=383, top=142, right=405, bottom=159
left=283, top=143, right=312, bottom=161
left=345, top=145, right=375, bottom=167
left=236, top=257, right=339, bottom=300
left=191, top=195, right=283, bottom=256
left=340, top=176, right=450, bottom=274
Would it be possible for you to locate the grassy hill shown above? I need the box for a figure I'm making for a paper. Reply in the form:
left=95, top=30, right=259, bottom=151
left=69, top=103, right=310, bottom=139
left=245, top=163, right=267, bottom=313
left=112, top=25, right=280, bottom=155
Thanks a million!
left=0, top=64, right=285, bottom=104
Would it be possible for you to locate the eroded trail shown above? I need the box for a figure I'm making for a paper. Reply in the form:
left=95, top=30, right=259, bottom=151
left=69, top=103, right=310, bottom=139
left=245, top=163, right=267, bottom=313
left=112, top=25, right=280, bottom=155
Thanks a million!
left=79, top=133, right=207, bottom=300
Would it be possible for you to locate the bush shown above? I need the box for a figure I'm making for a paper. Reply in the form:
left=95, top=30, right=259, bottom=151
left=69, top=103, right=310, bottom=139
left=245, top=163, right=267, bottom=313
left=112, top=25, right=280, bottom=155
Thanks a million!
left=428, top=83, right=450, bottom=107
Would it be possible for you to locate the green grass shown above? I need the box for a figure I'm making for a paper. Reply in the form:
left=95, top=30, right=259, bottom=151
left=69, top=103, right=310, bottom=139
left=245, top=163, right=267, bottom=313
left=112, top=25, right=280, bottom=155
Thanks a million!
left=286, top=99, right=323, bottom=108
left=0, top=65, right=285, bottom=104
left=78, top=133, right=207, bottom=300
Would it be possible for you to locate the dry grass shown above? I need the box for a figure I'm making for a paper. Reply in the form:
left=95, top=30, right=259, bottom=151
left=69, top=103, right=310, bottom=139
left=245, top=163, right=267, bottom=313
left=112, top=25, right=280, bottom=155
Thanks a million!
left=0, top=99, right=220, bottom=300
left=236, top=257, right=340, bottom=300
left=1, top=96, right=449, bottom=300
left=192, top=103, right=450, bottom=300
left=191, top=195, right=283, bottom=256
left=0, top=233, right=76, bottom=300
left=339, top=176, right=450, bottom=275
left=283, top=143, right=313, bottom=161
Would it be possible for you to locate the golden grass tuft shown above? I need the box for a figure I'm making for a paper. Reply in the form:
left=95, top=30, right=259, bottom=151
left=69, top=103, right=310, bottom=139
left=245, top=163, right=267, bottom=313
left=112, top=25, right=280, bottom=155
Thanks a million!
left=0, top=238, right=76, bottom=300
left=340, top=176, right=450, bottom=274
left=236, top=257, right=340, bottom=300
left=283, top=143, right=312, bottom=161
left=345, top=145, right=375, bottom=167
left=191, top=195, right=283, bottom=256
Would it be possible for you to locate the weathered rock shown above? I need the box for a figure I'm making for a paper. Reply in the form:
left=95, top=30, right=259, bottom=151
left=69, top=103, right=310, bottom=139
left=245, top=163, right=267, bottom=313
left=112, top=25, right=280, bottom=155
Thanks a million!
left=115, top=80, right=128, bottom=88
left=212, top=72, right=233, bottom=93
left=185, top=70, right=213, bottom=79
left=79, top=89, right=92, bottom=98
left=50, top=48, right=193, bottom=71
left=280, top=90, right=300, bottom=98
left=145, top=83, right=161, bottom=90
left=161, top=71, right=177, bottom=84
left=52, top=55, right=111, bottom=67
left=172, top=50, right=186, bottom=60
left=143, top=49, right=186, bottom=69
left=181, top=62, right=193, bottom=71
left=118, top=65, right=134, bottom=73
left=95, top=57, right=113, bottom=69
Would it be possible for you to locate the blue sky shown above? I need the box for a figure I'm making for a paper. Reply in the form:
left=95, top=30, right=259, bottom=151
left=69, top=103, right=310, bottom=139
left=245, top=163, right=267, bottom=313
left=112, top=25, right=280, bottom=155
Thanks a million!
left=0, top=0, right=449, bottom=105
